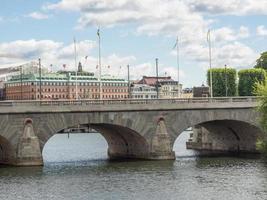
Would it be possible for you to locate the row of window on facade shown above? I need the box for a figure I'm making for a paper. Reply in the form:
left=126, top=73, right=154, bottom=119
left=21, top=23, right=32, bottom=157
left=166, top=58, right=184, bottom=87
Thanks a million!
left=132, top=95, right=157, bottom=99
left=6, top=93, right=129, bottom=100
left=5, top=82, right=128, bottom=87
left=7, top=87, right=129, bottom=93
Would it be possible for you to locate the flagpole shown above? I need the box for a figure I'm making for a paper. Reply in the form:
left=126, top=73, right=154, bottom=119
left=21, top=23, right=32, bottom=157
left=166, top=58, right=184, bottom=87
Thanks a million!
left=176, top=36, right=180, bottom=85
left=176, top=36, right=180, bottom=98
left=207, top=29, right=213, bottom=98
left=97, top=28, right=102, bottom=100
left=74, top=37, right=78, bottom=100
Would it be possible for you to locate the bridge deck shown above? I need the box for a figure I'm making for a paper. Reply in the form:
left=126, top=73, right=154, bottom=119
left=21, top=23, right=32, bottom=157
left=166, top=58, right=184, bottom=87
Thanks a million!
left=0, top=97, right=259, bottom=114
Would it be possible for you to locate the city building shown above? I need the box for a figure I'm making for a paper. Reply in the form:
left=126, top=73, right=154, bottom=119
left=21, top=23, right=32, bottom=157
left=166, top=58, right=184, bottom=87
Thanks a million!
left=193, top=84, right=210, bottom=97
left=130, top=84, right=157, bottom=99
left=5, top=62, right=129, bottom=100
left=181, top=88, right=193, bottom=98
left=137, top=76, right=182, bottom=98
left=159, top=80, right=182, bottom=99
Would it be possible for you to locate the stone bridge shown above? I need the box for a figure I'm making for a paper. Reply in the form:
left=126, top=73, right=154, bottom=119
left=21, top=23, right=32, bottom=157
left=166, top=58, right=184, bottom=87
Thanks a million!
left=0, top=97, right=264, bottom=166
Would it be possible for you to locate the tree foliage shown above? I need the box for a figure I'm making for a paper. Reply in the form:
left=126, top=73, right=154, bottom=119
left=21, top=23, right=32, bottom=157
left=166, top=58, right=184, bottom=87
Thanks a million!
left=238, top=68, right=266, bottom=96
left=255, top=80, right=267, bottom=154
left=207, top=68, right=237, bottom=97
left=255, top=51, right=267, bottom=70
left=255, top=81, right=267, bottom=131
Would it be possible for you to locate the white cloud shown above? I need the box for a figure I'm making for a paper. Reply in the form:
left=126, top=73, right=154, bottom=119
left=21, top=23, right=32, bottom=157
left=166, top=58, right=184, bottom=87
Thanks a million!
left=27, top=12, right=50, bottom=20
left=214, top=42, right=257, bottom=68
left=257, top=25, right=267, bottom=36
left=46, top=0, right=209, bottom=40
left=213, top=26, right=250, bottom=43
left=186, top=0, right=267, bottom=16
left=0, top=39, right=169, bottom=81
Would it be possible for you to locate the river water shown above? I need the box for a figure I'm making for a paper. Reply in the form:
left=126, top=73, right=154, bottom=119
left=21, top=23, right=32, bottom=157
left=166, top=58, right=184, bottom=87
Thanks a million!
left=0, top=132, right=267, bottom=200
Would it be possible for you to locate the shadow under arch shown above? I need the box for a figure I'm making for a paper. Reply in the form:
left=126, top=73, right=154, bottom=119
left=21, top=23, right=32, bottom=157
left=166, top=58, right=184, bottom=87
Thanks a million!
left=172, top=119, right=265, bottom=155
left=42, top=123, right=150, bottom=162
left=0, top=135, right=15, bottom=165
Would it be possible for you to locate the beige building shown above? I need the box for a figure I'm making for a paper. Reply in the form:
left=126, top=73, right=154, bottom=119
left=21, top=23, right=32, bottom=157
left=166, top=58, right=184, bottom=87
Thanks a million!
left=136, top=76, right=182, bottom=99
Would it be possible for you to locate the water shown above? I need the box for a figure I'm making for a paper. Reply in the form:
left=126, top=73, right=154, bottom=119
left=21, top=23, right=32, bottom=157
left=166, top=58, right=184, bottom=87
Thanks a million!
left=1, top=132, right=267, bottom=200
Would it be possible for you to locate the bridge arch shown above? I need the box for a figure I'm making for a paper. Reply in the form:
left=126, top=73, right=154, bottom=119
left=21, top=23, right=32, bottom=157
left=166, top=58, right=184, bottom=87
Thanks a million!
left=41, top=122, right=150, bottom=162
left=185, top=120, right=264, bottom=153
left=168, top=109, right=265, bottom=154
left=0, top=135, right=15, bottom=165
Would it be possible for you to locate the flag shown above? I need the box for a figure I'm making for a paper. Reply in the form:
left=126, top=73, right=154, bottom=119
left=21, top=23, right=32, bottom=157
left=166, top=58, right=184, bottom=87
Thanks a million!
left=97, top=29, right=100, bottom=37
left=173, top=36, right=178, bottom=50
left=85, top=56, right=88, bottom=59
left=96, top=65, right=98, bottom=69
left=63, top=64, right=66, bottom=69
left=107, top=65, right=110, bottom=69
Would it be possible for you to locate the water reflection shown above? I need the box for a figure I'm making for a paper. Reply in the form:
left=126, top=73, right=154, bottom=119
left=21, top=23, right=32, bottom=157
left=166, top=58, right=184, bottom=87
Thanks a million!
left=0, top=132, right=267, bottom=200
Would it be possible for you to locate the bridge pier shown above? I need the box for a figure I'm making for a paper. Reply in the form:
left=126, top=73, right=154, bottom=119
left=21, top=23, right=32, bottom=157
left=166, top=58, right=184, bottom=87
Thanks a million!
left=149, top=118, right=175, bottom=160
left=16, top=119, right=43, bottom=166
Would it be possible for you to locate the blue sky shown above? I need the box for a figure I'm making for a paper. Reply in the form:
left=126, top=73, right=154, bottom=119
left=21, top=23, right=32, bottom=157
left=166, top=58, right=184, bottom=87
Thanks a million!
left=1, top=0, right=267, bottom=87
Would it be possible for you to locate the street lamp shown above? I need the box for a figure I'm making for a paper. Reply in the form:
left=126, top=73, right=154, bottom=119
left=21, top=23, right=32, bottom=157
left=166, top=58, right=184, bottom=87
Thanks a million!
left=127, top=64, right=130, bottom=99
left=155, top=58, right=159, bottom=99
left=20, top=65, right=23, bottom=100
left=38, top=58, right=42, bottom=101
left=225, top=64, right=228, bottom=97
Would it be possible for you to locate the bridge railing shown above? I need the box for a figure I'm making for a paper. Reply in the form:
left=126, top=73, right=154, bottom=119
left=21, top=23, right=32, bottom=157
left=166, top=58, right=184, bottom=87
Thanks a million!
left=0, top=96, right=259, bottom=107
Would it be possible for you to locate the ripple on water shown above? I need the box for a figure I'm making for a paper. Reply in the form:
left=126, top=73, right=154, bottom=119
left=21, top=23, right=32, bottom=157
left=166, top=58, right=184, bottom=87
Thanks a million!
left=0, top=133, right=267, bottom=200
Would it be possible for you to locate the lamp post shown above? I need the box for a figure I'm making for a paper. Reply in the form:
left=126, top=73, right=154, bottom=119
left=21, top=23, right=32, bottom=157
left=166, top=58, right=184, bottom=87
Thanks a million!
left=20, top=65, right=23, bottom=100
left=38, top=58, right=42, bottom=100
left=225, top=64, right=228, bottom=97
left=155, top=58, right=159, bottom=99
left=127, top=64, right=130, bottom=99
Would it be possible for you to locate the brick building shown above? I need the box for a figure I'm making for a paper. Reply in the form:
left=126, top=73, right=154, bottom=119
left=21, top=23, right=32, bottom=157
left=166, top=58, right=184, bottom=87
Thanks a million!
left=5, top=63, right=129, bottom=100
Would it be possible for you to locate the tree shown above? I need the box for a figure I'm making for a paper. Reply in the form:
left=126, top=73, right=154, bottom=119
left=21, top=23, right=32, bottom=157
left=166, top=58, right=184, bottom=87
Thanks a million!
left=238, top=69, right=266, bottom=96
left=207, top=68, right=237, bottom=97
left=255, top=81, right=267, bottom=154
left=255, top=52, right=267, bottom=70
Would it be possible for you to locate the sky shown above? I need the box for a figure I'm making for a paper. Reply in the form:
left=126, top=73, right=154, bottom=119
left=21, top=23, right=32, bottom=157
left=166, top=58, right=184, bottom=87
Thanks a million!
left=0, top=0, right=267, bottom=87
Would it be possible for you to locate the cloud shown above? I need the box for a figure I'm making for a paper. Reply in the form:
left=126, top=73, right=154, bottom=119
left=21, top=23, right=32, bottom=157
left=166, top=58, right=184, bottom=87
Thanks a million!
left=46, top=0, right=209, bottom=39
left=257, top=25, right=267, bottom=36
left=27, top=12, right=50, bottom=20
left=212, top=26, right=250, bottom=43
left=0, top=40, right=92, bottom=68
left=186, top=0, right=267, bottom=16
left=0, top=39, right=172, bottom=81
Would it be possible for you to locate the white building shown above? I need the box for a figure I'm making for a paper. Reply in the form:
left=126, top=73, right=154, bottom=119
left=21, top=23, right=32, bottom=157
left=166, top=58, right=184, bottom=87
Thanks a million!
left=159, top=80, right=182, bottom=99
left=130, top=84, right=157, bottom=99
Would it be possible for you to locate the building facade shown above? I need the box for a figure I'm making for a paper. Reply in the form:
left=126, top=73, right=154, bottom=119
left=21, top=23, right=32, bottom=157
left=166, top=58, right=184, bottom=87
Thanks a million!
left=130, top=84, right=157, bottom=99
left=136, top=76, right=182, bottom=99
left=5, top=63, right=129, bottom=100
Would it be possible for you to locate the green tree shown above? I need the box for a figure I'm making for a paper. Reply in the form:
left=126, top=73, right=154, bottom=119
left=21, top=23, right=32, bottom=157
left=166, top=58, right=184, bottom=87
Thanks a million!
left=238, top=69, right=266, bottom=96
left=207, top=68, right=237, bottom=97
left=255, top=52, right=267, bottom=70
left=255, top=81, right=267, bottom=154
